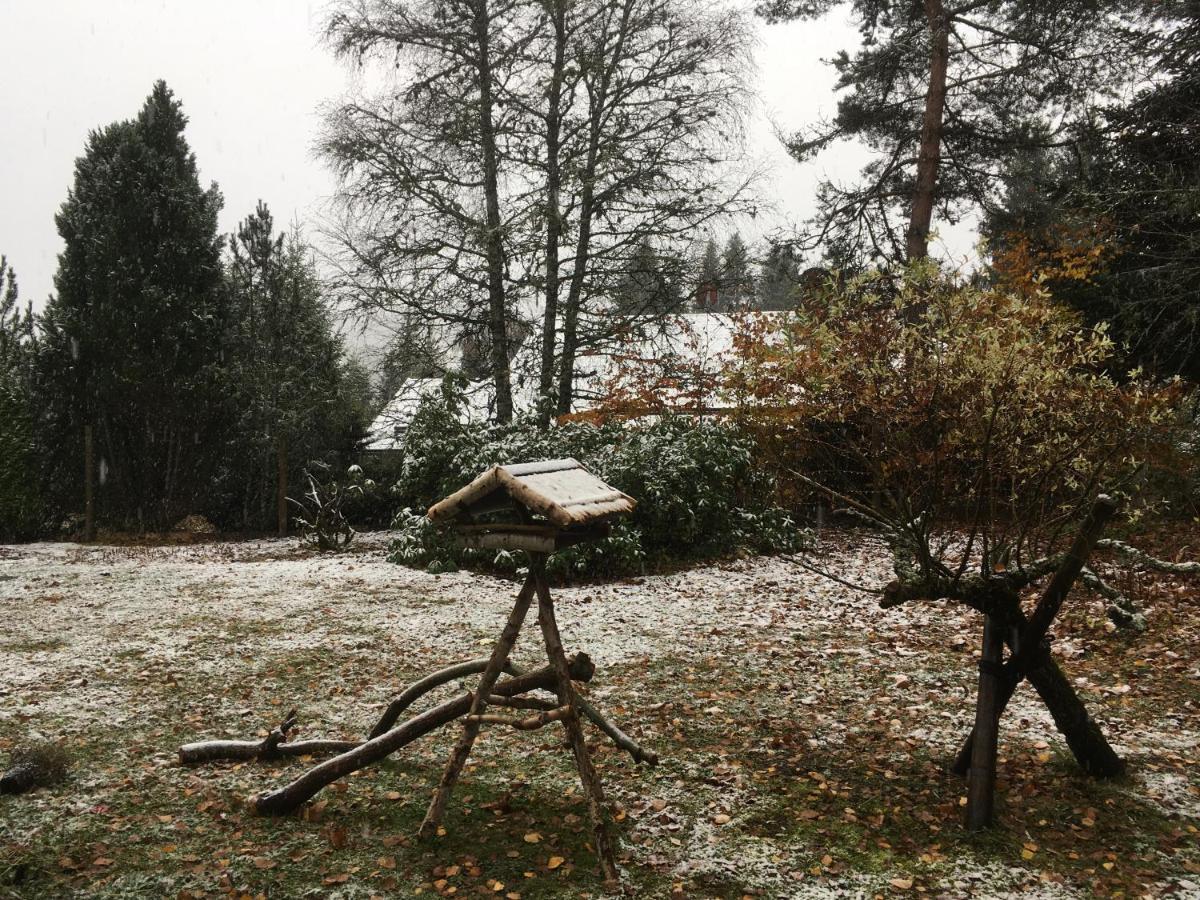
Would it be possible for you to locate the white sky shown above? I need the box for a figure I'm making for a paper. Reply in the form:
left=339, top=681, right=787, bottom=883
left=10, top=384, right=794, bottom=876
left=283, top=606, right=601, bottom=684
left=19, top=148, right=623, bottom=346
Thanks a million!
left=0, top=1, right=974, bottom=321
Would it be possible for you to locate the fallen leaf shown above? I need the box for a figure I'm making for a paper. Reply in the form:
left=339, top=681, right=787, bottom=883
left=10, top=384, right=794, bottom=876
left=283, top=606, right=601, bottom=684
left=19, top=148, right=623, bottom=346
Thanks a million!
left=547, top=856, right=564, bottom=870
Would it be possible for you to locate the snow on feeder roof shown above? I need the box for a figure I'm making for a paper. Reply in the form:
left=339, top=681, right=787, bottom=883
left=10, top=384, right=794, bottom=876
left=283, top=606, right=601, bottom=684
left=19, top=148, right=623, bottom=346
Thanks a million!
left=427, top=458, right=635, bottom=531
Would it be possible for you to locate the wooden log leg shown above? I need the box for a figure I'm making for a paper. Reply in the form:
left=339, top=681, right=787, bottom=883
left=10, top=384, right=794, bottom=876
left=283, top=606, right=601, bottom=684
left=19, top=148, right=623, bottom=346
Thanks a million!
left=419, top=571, right=537, bottom=839
left=533, top=564, right=620, bottom=886
left=966, top=615, right=1005, bottom=830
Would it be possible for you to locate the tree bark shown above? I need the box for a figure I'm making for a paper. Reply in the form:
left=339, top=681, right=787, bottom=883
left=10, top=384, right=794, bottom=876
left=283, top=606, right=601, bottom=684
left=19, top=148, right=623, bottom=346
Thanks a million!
left=966, top=614, right=1004, bottom=830
left=276, top=433, right=288, bottom=537
left=472, top=0, right=515, bottom=424
left=1021, top=496, right=1117, bottom=653
left=555, top=2, right=633, bottom=416
left=369, top=657, right=518, bottom=740
left=953, top=496, right=1124, bottom=777
left=951, top=622, right=1125, bottom=778
left=83, top=423, right=96, bottom=541
left=906, top=0, right=950, bottom=261
left=537, top=0, right=567, bottom=428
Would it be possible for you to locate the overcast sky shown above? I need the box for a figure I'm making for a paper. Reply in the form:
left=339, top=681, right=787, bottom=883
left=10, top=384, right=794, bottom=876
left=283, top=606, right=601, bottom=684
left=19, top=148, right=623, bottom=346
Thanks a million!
left=0, top=1, right=973, bottom=320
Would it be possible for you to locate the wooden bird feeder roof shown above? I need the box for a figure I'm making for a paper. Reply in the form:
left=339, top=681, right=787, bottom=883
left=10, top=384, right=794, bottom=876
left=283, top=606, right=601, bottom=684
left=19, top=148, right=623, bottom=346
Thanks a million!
left=427, top=459, right=635, bottom=531
left=427, top=459, right=634, bottom=554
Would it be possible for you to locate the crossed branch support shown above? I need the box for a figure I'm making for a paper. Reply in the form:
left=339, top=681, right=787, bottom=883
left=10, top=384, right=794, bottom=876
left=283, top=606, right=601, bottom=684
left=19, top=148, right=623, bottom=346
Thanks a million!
left=955, top=496, right=1124, bottom=829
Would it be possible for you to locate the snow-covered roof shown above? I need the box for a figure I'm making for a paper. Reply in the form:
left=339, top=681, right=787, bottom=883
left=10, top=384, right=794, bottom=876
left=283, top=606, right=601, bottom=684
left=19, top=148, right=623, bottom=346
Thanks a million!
left=364, top=312, right=777, bottom=450
left=364, top=378, right=493, bottom=452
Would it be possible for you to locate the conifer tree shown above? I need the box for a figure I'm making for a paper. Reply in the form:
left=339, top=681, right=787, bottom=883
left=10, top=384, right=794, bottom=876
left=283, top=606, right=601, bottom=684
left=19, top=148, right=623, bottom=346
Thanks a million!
left=759, top=1, right=1145, bottom=262
left=224, top=203, right=360, bottom=532
left=40, top=81, right=228, bottom=528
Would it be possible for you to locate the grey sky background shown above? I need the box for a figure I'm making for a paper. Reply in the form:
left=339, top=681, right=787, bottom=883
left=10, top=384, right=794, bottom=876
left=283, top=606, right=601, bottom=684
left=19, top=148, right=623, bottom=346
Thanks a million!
left=0, top=1, right=974, bottom=324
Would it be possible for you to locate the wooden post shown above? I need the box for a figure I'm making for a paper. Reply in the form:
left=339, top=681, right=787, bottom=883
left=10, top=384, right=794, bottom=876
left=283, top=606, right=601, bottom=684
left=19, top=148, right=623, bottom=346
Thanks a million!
left=83, top=423, right=96, bottom=541
left=1023, top=495, right=1117, bottom=648
left=533, top=560, right=619, bottom=885
left=419, top=569, right=537, bottom=839
left=966, top=614, right=1005, bottom=830
left=276, top=433, right=288, bottom=538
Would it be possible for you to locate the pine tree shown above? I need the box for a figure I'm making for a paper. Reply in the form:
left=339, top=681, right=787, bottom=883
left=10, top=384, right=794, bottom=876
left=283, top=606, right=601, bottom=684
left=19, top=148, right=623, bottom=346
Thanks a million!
left=721, top=233, right=754, bottom=310
left=759, top=1, right=1147, bottom=262
left=613, top=239, right=685, bottom=317
left=223, top=204, right=361, bottom=531
left=695, top=238, right=722, bottom=310
left=0, top=257, right=44, bottom=539
left=40, top=81, right=228, bottom=529
left=757, top=241, right=802, bottom=311
left=987, top=11, right=1200, bottom=380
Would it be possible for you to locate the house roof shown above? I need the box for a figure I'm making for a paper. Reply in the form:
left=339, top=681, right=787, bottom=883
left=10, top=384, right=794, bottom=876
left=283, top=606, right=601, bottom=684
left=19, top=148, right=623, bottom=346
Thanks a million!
left=363, top=312, right=787, bottom=446
left=364, top=377, right=502, bottom=452
left=426, top=458, right=635, bottom=529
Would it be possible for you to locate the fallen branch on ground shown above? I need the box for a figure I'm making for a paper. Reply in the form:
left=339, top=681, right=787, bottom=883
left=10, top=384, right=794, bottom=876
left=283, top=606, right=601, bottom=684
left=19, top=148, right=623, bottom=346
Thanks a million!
left=253, top=654, right=595, bottom=816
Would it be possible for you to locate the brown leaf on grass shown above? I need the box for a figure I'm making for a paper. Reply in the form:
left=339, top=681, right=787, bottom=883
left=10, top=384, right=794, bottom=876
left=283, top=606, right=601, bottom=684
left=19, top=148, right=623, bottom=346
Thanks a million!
left=252, top=857, right=275, bottom=870
left=547, top=856, right=565, bottom=870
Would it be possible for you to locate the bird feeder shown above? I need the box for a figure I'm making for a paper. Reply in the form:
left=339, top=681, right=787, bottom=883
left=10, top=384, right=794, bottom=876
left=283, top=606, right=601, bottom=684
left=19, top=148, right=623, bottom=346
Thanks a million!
left=420, top=459, right=641, bottom=884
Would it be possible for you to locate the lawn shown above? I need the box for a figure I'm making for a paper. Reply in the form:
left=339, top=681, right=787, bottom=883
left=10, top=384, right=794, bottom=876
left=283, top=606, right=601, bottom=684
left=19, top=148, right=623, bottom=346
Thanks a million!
left=1, top=532, right=1197, bottom=898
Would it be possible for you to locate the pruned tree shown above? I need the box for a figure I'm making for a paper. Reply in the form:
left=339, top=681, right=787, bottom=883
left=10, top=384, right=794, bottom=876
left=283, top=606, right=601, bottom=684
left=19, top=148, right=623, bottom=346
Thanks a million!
left=727, top=263, right=1192, bottom=826
left=757, top=0, right=1147, bottom=262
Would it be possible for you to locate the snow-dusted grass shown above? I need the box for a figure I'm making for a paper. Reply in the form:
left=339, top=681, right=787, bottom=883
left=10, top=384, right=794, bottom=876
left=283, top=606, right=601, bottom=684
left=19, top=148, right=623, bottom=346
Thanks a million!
left=1, top=533, right=1197, bottom=898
